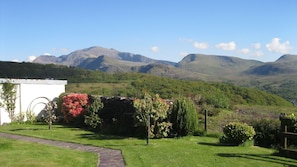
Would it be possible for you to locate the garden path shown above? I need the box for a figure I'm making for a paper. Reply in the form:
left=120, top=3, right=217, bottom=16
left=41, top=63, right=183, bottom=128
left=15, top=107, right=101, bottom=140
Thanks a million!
left=0, top=132, right=125, bottom=167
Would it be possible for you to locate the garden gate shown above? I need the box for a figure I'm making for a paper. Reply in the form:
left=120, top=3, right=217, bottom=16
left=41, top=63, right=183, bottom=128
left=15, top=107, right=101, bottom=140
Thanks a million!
left=279, top=113, right=297, bottom=159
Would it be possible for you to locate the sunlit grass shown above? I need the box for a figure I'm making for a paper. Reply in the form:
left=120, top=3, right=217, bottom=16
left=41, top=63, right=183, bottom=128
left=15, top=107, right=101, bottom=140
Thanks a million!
left=1, top=123, right=297, bottom=167
left=0, top=137, right=97, bottom=167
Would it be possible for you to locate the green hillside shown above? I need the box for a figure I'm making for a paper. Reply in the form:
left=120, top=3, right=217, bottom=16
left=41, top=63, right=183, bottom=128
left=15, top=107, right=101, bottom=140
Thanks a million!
left=0, top=61, right=292, bottom=108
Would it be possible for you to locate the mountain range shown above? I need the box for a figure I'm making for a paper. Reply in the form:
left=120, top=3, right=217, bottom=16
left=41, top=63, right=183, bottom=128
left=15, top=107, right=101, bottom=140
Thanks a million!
left=0, top=45, right=295, bottom=103
left=33, top=46, right=297, bottom=81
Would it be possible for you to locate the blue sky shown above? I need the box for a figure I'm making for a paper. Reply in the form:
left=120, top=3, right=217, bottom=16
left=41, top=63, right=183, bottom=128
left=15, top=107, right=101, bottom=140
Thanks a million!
left=0, top=0, right=296, bottom=63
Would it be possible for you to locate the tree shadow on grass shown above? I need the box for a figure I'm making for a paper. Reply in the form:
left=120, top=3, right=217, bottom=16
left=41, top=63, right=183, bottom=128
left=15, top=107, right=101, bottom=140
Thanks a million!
left=10, top=128, right=47, bottom=131
left=198, top=142, right=238, bottom=147
left=217, top=153, right=297, bottom=167
left=79, top=133, right=125, bottom=140
left=78, top=133, right=146, bottom=147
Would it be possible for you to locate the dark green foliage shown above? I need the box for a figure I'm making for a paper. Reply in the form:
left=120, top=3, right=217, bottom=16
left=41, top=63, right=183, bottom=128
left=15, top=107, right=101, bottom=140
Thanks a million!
left=99, top=97, right=136, bottom=136
left=220, top=122, right=255, bottom=146
left=130, top=76, right=292, bottom=107
left=280, top=113, right=297, bottom=132
left=55, top=93, right=69, bottom=122
left=207, top=108, right=221, bottom=117
left=208, top=82, right=292, bottom=107
left=0, top=61, right=109, bottom=83
left=171, top=97, right=198, bottom=136
left=251, top=119, right=280, bottom=148
left=84, top=97, right=104, bottom=129
left=68, top=113, right=86, bottom=128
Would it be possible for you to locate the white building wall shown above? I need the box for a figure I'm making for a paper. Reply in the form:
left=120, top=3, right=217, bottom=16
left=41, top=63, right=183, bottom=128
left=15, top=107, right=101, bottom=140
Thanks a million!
left=0, top=79, right=67, bottom=125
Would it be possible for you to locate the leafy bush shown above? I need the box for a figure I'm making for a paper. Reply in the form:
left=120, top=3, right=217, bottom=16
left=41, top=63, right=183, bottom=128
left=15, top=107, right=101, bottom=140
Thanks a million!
left=171, top=97, right=198, bottom=136
left=251, top=119, right=280, bottom=148
left=153, top=122, right=172, bottom=138
left=56, top=93, right=68, bottom=120
left=134, top=93, right=172, bottom=138
left=150, top=94, right=172, bottom=138
left=220, top=122, right=255, bottom=146
left=280, top=113, right=297, bottom=131
left=14, top=112, right=25, bottom=123
left=84, top=97, right=104, bottom=130
left=62, top=93, right=89, bottom=124
left=26, top=110, right=36, bottom=123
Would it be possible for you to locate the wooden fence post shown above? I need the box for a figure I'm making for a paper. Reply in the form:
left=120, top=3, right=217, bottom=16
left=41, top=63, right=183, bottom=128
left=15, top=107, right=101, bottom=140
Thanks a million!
left=280, top=118, right=288, bottom=149
left=204, top=109, right=207, bottom=132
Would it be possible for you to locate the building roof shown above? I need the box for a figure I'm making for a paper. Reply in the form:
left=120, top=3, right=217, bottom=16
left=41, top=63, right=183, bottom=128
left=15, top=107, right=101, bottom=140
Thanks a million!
left=0, top=78, right=67, bottom=85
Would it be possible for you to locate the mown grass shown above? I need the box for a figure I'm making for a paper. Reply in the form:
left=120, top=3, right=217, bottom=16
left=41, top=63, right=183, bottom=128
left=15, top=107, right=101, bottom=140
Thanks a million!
left=0, top=137, right=97, bottom=167
left=1, top=123, right=297, bottom=167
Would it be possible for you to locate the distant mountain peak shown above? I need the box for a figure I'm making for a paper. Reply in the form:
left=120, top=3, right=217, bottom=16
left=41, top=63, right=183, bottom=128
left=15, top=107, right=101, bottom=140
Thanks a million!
left=276, top=54, right=297, bottom=62
left=33, top=46, right=176, bottom=72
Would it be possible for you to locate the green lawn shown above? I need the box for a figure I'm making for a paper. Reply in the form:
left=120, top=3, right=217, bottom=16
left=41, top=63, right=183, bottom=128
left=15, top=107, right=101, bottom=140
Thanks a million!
left=0, top=137, right=97, bottom=167
left=1, top=123, right=297, bottom=167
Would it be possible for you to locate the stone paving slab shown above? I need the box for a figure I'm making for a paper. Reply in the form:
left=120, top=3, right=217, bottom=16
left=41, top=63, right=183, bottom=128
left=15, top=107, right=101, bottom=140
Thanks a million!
left=0, top=132, right=125, bottom=167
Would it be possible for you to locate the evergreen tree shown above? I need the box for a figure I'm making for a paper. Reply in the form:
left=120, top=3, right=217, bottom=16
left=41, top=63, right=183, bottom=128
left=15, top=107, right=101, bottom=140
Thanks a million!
left=171, top=97, right=198, bottom=136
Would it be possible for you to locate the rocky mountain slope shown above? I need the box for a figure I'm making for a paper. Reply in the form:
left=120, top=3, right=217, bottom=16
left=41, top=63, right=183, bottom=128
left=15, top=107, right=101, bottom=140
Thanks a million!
left=33, top=46, right=297, bottom=80
left=34, top=46, right=176, bottom=72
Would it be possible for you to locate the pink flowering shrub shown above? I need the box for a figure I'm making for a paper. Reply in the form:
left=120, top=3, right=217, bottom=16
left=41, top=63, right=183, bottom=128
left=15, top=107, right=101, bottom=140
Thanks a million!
left=62, top=93, right=88, bottom=122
